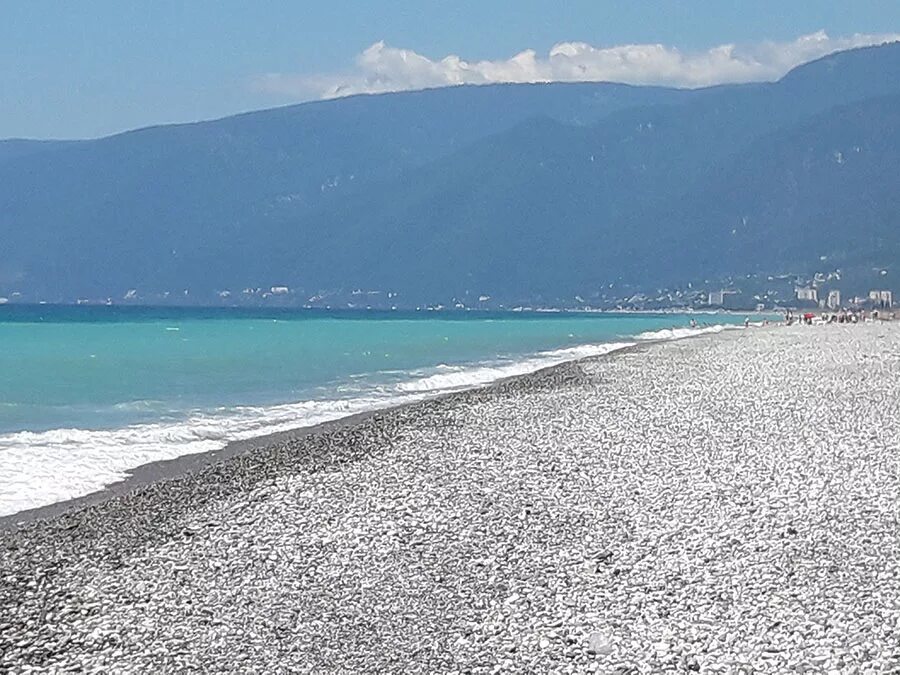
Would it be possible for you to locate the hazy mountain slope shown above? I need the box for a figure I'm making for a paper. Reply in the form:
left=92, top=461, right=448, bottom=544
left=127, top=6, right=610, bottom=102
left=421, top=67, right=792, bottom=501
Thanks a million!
left=0, top=139, right=81, bottom=165
left=2, top=42, right=900, bottom=302
left=0, top=82, right=687, bottom=296
left=320, top=98, right=900, bottom=297
left=643, top=94, right=900, bottom=284
left=267, top=44, right=900, bottom=298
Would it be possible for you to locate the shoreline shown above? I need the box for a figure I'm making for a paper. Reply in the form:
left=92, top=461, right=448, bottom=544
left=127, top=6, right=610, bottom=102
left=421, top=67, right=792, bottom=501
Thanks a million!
left=0, top=321, right=758, bottom=527
left=3, top=321, right=898, bottom=672
left=1, top=336, right=672, bottom=532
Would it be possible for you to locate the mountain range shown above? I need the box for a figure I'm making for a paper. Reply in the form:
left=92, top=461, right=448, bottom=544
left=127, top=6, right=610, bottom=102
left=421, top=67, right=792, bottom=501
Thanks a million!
left=2, top=41, right=900, bottom=307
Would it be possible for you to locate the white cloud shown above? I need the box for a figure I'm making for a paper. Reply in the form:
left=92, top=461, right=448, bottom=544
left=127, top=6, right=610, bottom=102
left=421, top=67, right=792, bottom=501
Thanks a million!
left=255, top=31, right=900, bottom=100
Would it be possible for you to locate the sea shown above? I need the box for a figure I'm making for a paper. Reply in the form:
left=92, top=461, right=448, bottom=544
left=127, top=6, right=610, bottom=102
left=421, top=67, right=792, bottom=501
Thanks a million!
left=0, top=305, right=756, bottom=516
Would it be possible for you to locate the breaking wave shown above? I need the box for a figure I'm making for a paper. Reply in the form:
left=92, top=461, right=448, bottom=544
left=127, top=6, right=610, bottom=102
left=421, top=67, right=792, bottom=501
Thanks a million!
left=0, top=321, right=742, bottom=517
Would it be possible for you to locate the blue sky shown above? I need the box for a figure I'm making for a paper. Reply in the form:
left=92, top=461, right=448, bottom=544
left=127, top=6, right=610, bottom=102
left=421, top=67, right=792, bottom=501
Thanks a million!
left=3, top=0, right=900, bottom=139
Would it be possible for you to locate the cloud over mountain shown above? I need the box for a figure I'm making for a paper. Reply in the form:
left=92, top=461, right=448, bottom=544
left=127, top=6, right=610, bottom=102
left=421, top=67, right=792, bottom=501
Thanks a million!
left=256, top=31, right=900, bottom=99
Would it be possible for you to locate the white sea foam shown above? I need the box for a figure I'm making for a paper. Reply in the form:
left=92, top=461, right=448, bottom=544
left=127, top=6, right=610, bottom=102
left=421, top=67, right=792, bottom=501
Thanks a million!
left=0, top=396, right=420, bottom=517
left=395, top=342, right=635, bottom=393
left=0, top=324, right=736, bottom=517
left=634, top=323, right=739, bottom=341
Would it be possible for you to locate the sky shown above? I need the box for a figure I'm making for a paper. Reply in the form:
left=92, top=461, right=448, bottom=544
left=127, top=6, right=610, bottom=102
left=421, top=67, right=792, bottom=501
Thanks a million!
left=2, top=1, right=900, bottom=139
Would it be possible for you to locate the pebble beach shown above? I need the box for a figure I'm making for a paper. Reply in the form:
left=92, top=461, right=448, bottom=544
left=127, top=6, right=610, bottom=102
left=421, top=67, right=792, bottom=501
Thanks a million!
left=2, top=324, right=899, bottom=674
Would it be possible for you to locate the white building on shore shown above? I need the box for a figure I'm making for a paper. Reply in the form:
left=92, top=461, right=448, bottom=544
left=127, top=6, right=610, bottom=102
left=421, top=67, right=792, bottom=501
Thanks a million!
left=826, top=289, right=841, bottom=310
left=795, top=287, right=818, bottom=303
left=869, top=290, right=893, bottom=308
left=707, top=290, right=725, bottom=306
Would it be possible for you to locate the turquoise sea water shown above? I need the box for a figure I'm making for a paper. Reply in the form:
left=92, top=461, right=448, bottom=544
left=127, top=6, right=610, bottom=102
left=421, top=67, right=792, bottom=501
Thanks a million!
left=0, top=306, right=754, bottom=515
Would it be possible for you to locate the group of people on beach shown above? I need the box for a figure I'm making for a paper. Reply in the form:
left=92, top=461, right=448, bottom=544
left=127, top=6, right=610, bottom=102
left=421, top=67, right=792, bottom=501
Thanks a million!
left=686, top=309, right=890, bottom=332
left=783, top=308, right=892, bottom=325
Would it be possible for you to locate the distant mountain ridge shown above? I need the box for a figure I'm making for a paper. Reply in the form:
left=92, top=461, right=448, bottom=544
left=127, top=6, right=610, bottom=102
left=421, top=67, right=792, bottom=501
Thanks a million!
left=2, top=41, right=900, bottom=306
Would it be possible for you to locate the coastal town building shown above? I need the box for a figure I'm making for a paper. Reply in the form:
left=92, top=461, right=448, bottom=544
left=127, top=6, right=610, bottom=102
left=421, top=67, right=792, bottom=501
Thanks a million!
left=826, top=289, right=841, bottom=310
left=704, top=289, right=745, bottom=308
left=795, top=287, right=818, bottom=303
left=869, top=290, right=894, bottom=308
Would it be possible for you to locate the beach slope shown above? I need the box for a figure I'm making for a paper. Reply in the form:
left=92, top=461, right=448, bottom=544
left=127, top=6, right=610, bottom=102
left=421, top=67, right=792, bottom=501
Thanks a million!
left=2, top=325, right=899, bottom=673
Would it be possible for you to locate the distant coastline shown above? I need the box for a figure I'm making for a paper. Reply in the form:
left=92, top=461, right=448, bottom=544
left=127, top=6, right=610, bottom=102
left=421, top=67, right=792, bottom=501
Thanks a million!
left=1, top=310, right=764, bottom=519
left=0, top=322, right=749, bottom=529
